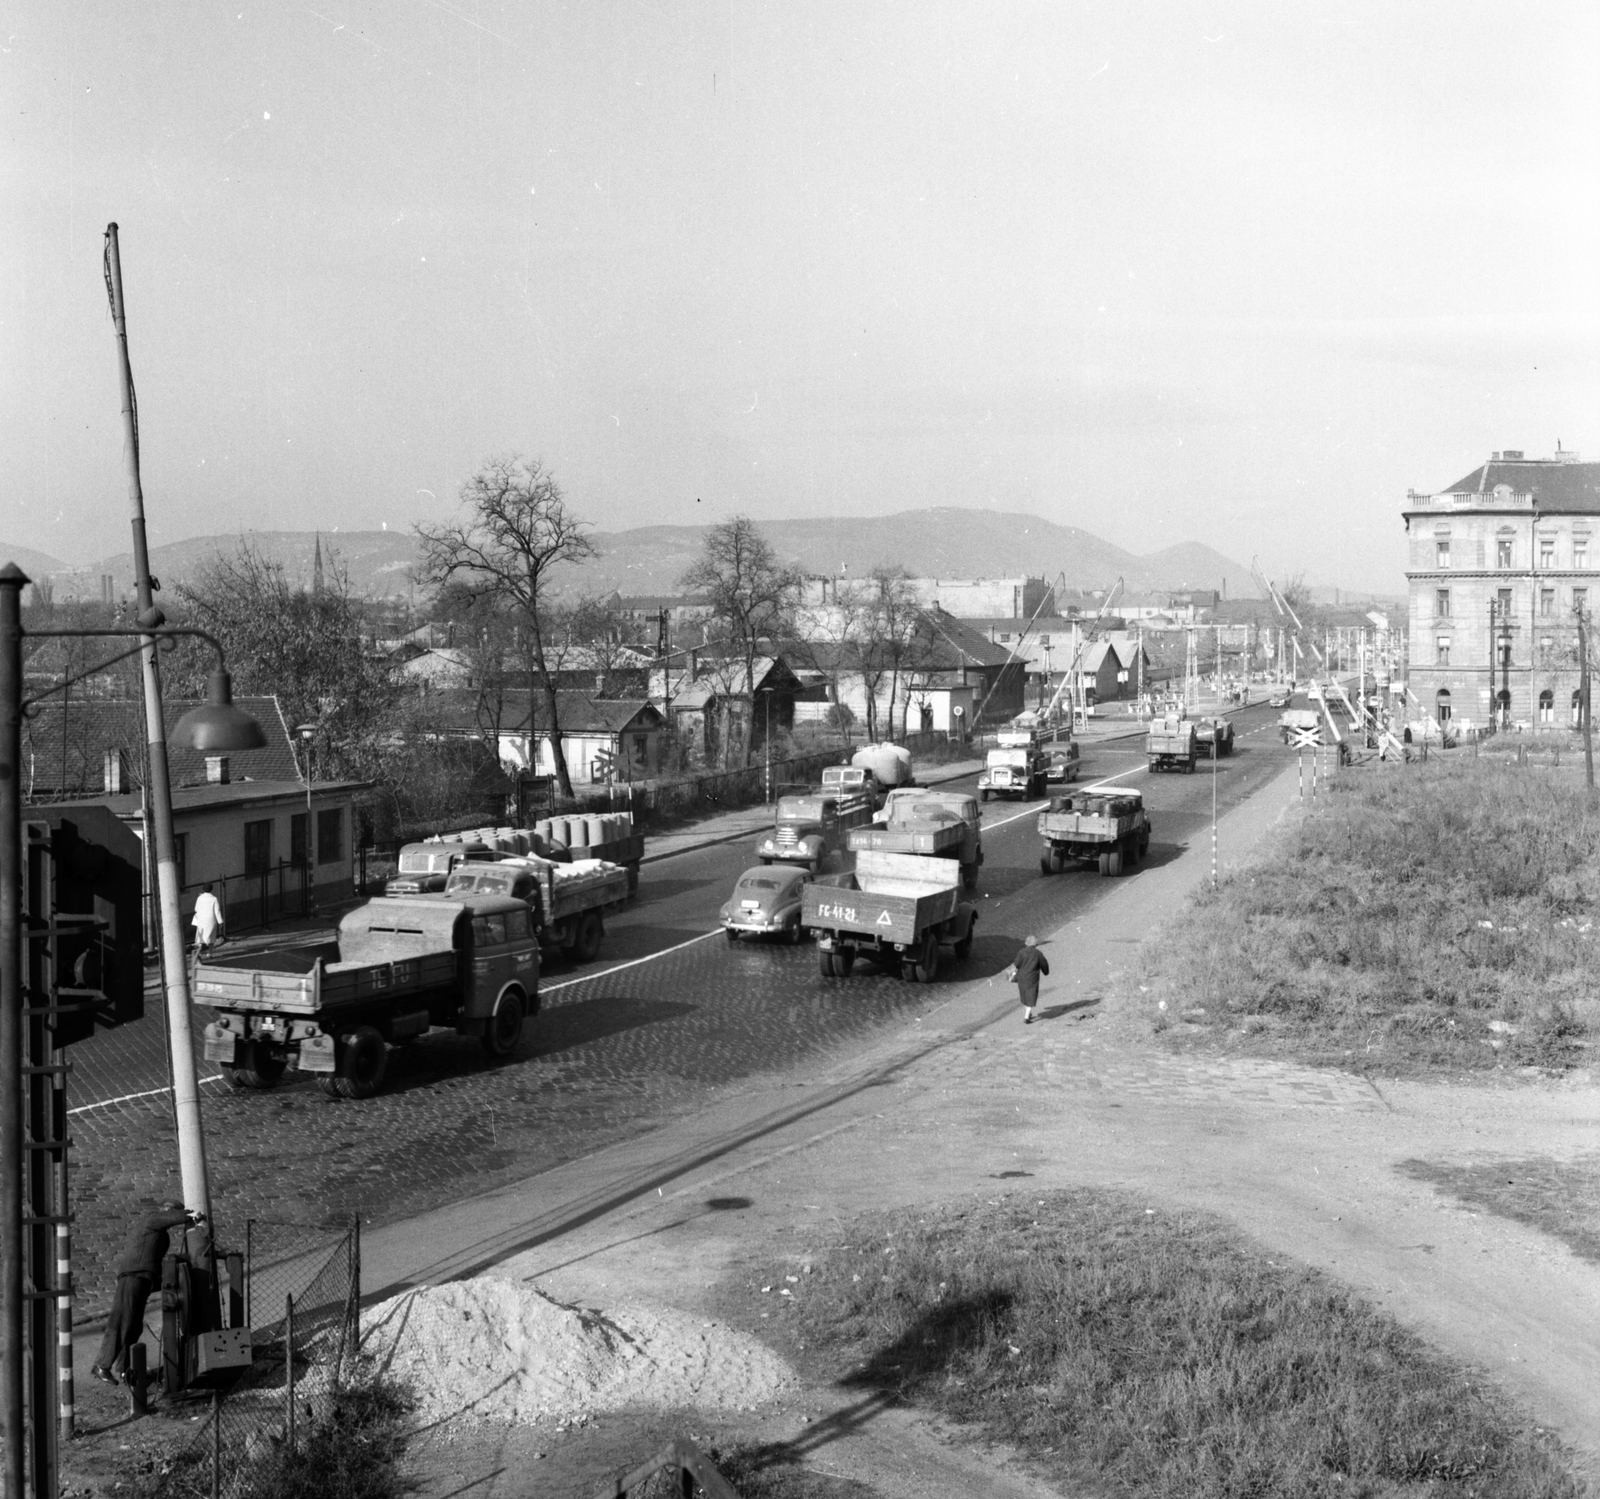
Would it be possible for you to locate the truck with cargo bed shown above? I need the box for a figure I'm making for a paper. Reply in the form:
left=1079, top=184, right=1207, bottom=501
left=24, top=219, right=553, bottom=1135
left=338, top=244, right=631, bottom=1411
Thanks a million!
left=195, top=894, right=539, bottom=1099
left=803, top=849, right=977, bottom=983
left=531, top=811, right=645, bottom=893
left=851, top=789, right=983, bottom=890
left=440, top=855, right=630, bottom=962
left=757, top=791, right=875, bottom=873
left=1037, top=789, right=1150, bottom=876
left=978, top=730, right=1047, bottom=801
left=1146, top=716, right=1197, bottom=774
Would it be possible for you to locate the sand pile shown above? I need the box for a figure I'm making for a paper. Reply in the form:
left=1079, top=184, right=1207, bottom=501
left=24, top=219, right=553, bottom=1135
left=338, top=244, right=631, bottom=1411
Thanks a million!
left=362, top=1276, right=796, bottom=1428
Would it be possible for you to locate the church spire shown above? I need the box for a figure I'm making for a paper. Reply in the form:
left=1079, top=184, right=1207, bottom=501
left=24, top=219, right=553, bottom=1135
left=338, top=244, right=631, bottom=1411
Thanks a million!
left=312, top=534, right=325, bottom=595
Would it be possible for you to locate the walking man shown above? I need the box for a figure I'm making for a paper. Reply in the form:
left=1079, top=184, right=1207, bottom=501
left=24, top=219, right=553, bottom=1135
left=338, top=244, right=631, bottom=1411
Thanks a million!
left=91, top=1199, right=196, bottom=1384
left=1007, top=934, right=1050, bottom=1024
left=192, top=884, right=224, bottom=957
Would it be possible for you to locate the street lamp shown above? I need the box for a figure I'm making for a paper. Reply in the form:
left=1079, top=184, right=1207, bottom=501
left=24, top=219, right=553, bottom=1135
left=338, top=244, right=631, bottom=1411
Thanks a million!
left=0, top=573, right=262, bottom=1488
left=293, top=723, right=315, bottom=904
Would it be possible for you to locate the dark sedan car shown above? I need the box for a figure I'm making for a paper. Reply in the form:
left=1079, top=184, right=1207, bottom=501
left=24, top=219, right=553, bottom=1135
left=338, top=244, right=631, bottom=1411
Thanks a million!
left=720, top=864, right=812, bottom=944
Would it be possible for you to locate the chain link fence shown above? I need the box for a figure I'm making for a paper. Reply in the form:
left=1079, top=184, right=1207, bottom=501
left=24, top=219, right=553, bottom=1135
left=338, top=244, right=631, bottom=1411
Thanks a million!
left=150, top=1219, right=360, bottom=1499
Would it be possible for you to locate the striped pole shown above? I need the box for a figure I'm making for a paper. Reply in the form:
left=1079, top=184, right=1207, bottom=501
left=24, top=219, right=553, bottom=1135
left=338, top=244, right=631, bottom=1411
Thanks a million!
left=57, top=1221, right=72, bottom=1440
left=1298, top=751, right=1304, bottom=799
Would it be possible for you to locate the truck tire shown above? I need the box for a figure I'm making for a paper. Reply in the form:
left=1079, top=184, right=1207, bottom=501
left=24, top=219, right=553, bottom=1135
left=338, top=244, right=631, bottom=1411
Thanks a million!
left=819, top=949, right=837, bottom=977
left=836, top=948, right=856, bottom=978
left=228, top=1042, right=285, bottom=1091
left=1039, top=852, right=1054, bottom=877
left=1140, top=829, right=1151, bottom=856
left=482, top=987, right=525, bottom=1058
left=979, top=789, right=990, bottom=803
left=574, top=911, right=604, bottom=963
left=953, top=928, right=973, bottom=962
left=909, top=932, right=939, bottom=984
left=627, top=862, right=640, bottom=895
left=1106, top=845, right=1124, bottom=877
left=1098, top=850, right=1111, bottom=876
left=322, top=1027, right=388, bottom=1101
left=961, top=861, right=978, bottom=891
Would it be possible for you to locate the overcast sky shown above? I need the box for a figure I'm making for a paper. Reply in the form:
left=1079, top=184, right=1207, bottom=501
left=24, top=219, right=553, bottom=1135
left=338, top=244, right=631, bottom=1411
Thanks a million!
left=6, top=2, right=1598, bottom=592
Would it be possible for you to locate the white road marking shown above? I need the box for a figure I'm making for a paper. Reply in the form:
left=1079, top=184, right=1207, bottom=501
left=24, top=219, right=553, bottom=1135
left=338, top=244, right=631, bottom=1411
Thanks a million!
left=540, top=927, right=725, bottom=994
left=70, top=1074, right=227, bottom=1116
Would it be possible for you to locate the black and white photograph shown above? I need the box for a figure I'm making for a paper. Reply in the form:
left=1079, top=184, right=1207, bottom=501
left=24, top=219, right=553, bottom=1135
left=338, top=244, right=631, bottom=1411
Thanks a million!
left=3, top=5, right=1598, bottom=1496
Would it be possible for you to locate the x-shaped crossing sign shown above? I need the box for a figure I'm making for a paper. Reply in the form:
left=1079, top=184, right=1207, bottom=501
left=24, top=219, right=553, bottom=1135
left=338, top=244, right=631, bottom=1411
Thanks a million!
left=1287, top=725, right=1321, bottom=749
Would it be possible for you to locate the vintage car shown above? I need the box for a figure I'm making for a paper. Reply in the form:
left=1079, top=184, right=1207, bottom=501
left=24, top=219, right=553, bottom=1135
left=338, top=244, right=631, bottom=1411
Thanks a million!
left=1268, top=692, right=1290, bottom=709
left=1043, top=742, right=1081, bottom=783
left=1193, top=717, right=1235, bottom=757
left=720, top=864, right=812, bottom=944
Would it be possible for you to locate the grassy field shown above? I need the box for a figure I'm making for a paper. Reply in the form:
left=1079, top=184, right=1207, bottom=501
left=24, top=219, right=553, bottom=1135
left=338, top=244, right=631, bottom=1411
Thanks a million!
left=746, top=1190, right=1582, bottom=1499
left=1397, top=1153, right=1600, bottom=1266
left=1113, top=757, right=1600, bottom=1075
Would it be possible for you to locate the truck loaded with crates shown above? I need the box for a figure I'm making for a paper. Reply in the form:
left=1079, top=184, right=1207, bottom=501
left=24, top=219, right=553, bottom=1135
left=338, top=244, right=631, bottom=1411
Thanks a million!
left=196, top=893, right=540, bottom=1099
left=387, top=813, right=644, bottom=896
left=1146, top=715, right=1197, bottom=774
left=1037, top=789, right=1150, bottom=876
left=757, top=790, right=876, bottom=873
left=803, top=849, right=977, bottom=983
left=438, top=855, right=630, bottom=962
left=978, top=729, right=1047, bottom=801
left=849, top=788, right=983, bottom=891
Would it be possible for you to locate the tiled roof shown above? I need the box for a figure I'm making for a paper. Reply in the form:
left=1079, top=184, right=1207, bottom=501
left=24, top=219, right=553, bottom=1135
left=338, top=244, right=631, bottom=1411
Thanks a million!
left=20, top=696, right=300, bottom=794
left=420, top=688, right=664, bottom=736
left=1439, top=457, right=1600, bottom=512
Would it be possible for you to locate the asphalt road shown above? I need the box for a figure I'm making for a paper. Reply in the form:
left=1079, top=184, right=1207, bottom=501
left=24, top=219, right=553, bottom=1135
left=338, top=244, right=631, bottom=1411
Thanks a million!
left=68, top=703, right=1296, bottom=1314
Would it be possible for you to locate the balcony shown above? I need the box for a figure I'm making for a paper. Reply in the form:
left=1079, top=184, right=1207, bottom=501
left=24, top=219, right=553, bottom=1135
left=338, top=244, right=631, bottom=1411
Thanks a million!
left=1405, top=490, right=1534, bottom=510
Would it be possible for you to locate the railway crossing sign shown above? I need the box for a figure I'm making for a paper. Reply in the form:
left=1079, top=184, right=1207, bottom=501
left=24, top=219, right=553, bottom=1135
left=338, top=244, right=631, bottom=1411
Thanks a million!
left=1285, top=723, right=1321, bottom=749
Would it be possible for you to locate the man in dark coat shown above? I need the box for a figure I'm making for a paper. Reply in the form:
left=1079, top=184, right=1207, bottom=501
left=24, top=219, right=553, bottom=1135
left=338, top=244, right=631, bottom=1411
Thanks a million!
left=1008, top=934, right=1049, bottom=1024
left=91, top=1199, right=193, bottom=1384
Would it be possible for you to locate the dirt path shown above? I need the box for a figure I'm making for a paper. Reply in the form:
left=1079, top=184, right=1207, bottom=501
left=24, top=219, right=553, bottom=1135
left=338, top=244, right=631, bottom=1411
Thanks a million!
left=395, top=765, right=1600, bottom=1495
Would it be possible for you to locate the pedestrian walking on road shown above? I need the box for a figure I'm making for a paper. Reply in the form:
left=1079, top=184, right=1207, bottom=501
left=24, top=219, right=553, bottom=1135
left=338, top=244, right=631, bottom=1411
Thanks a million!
left=1007, top=935, right=1050, bottom=1025
left=192, top=884, right=224, bottom=957
left=91, top=1199, right=195, bottom=1384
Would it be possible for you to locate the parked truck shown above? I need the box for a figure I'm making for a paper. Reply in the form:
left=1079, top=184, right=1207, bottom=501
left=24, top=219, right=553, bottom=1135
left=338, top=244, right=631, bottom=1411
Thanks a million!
left=531, top=811, right=645, bottom=892
left=757, top=790, right=875, bottom=873
left=1146, top=715, right=1197, bottom=773
left=196, top=894, right=539, bottom=1099
left=978, top=729, right=1047, bottom=801
left=851, top=789, right=983, bottom=890
left=803, top=849, right=977, bottom=983
left=1037, top=789, right=1150, bottom=876
left=384, top=835, right=509, bottom=896
left=440, top=855, right=630, bottom=962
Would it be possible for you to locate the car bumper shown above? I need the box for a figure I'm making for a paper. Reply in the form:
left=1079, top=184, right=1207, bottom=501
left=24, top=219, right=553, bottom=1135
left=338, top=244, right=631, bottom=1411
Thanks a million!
left=722, top=916, right=790, bottom=935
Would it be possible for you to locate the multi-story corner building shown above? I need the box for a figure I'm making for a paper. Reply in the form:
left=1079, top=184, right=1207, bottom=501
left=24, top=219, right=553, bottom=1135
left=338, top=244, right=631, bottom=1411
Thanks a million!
left=1405, top=448, right=1600, bottom=731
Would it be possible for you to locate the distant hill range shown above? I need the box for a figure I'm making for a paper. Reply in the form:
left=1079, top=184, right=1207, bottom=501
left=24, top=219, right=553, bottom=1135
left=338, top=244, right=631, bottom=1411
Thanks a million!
left=20, top=509, right=1259, bottom=604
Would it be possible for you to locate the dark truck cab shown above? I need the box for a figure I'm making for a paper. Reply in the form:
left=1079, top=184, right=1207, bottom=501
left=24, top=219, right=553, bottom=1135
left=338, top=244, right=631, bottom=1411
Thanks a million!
left=196, top=894, right=539, bottom=1099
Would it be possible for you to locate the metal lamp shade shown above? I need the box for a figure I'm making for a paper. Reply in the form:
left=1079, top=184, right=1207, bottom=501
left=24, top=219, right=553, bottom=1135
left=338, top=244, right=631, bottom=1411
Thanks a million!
left=171, top=670, right=268, bottom=752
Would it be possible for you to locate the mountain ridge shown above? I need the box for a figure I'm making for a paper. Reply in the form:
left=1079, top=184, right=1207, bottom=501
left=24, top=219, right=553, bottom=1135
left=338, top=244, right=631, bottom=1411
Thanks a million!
left=28, top=508, right=1259, bottom=602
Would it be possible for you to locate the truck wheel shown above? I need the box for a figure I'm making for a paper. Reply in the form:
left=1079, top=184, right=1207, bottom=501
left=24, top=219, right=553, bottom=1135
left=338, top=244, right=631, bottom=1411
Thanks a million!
left=910, top=933, right=939, bottom=984
left=1140, top=830, right=1151, bottom=856
left=228, top=1043, right=285, bottom=1091
left=626, top=862, right=640, bottom=895
left=1098, top=850, right=1111, bottom=876
left=979, top=789, right=990, bottom=803
left=953, top=931, right=973, bottom=962
left=961, top=862, right=978, bottom=891
left=326, top=1027, right=388, bottom=1101
left=482, top=987, right=525, bottom=1059
left=1107, top=846, right=1124, bottom=876
left=819, top=949, right=837, bottom=978
left=836, top=948, right=856, bottom=978
left=1039, top=853, right=1054, bottom=877
left=574, top=911, right=604, bottom=963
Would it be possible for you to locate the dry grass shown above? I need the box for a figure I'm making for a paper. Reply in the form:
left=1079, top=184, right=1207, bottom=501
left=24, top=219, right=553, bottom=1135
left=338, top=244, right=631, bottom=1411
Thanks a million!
left=1113, top=758, right=1600, bottom=1075
left=756, top=1190, right=1583, bottom=1499
left=1396, top=1154, right=1600, bottom=1266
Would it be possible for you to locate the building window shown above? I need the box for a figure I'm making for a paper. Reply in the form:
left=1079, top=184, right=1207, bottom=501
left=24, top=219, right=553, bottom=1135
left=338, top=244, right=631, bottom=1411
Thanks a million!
left=317, top=807, right=344, bottom=865
left=290, top=813, right=308, bottom=868
left=1436, top=689, right=1451, bottom=724
left=1577, top=542, right=1590, bottom=569
left=1436, top=541, right=1451, bottom=568
left=1497, top=588, right=1513, bottom=614
left=1436, top=636, right=1450, bottom=666
left=1436, top=588, right=1450, bottom=618
left=998, top=633, right=1011, bottom=644
left=1540, top=689, right=1554, bottom=725
left=1576, top=588, right=1589, bottom=615
left=1541, top=588, right=1555, bottom=617
left=1497, top=538, right=1514, bottom=569
left=1540, top=538, right=1555, bottom=569
left=243, top=820, right=272, bottom=876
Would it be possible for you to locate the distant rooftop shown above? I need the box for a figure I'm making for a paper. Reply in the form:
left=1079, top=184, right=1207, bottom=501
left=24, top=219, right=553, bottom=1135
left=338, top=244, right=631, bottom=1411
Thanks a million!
left=1409, top=448, right=1600, bottom=513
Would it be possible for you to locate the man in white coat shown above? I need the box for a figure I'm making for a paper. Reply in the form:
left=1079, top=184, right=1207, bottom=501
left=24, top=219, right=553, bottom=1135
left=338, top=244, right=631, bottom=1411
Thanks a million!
left=191, top=885, right=224, bottom=957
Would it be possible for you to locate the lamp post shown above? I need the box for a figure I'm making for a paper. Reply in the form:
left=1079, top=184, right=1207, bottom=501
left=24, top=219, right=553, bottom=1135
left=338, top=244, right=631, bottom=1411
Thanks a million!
left=294, top=724, right=315, bottom=909
left=0, top=572, right=263, bottom=1491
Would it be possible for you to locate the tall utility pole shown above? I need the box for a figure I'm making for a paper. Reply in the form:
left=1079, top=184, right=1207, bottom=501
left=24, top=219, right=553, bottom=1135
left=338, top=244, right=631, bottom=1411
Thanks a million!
left=1580, top=606, right=1593, bottom=791
left=1, top=568, right=25, bottom=1499
left=104, top=225, right=215, bottom=1244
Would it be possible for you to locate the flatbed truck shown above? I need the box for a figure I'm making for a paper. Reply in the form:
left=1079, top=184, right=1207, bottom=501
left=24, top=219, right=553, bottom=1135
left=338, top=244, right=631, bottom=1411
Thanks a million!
left=195, top=894, right=539, bottom=1099
left=441, top=855, right=630, bottom=962
left=1037, top=790, right=1151, bottom=876
left=851, top=789, right=983, bottom=890
left=1146, top=716, right=1197, bottom=773
left=803, top=849, right=977, bottom=984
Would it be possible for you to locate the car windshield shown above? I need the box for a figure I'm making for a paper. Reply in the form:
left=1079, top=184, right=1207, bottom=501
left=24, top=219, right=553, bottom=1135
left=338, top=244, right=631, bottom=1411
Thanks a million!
left=989, top=749, right=1029, bottom=768
left=776, top=797, right=824, bottom=821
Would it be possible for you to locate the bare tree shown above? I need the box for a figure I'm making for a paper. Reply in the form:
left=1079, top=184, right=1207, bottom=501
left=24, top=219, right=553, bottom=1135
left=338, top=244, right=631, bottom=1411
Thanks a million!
left=415, top=455, right=595, bottom=799
left=853, top=567, right=926, bottom=740
left=679, top=516, right=796, bottom=766
left=788, top=577, right=869, bottom=746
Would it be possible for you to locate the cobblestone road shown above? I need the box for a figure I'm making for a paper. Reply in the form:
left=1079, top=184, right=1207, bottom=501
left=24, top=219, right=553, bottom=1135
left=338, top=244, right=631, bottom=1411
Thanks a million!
left=68, top=707, right=1295, bottom=1315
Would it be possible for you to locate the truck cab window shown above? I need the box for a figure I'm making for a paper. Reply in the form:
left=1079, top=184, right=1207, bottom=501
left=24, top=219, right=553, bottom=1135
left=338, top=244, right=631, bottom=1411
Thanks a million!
left=502, top=908, right=531, bottom=942
left=472, top=914, right=508, bottom=947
